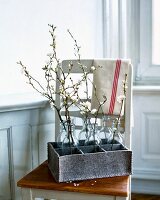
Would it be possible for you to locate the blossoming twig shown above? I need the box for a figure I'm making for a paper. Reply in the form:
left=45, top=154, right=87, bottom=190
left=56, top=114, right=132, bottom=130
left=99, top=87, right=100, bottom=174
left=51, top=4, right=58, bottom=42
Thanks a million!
left=18, top=24, right=109, bottom=149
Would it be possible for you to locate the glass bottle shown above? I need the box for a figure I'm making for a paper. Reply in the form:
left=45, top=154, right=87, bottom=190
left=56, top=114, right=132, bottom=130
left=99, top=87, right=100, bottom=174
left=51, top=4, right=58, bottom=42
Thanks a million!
left=98, top=115, right=112, bottom=144
left=111, top=119, right=124, bottom=144
left=62, top=120, right=78, bottom=148
left=84, top=123, right=100, bottom=146
left=78, top=118, right=91, bottom=146
left=56, top=121, right=66, bottom=148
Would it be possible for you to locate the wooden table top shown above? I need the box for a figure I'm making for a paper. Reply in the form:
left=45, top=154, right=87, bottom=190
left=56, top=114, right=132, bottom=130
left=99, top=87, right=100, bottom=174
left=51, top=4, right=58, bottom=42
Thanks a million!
left=17, top=160, right=129, bottom=197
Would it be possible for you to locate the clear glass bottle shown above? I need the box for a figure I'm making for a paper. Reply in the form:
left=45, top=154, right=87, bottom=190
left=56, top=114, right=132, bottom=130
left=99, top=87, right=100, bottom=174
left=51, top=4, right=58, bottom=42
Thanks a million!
left=111, top=119, right=124, bottom=144
left=84, top=123, right=100, bottom=146
left=78, top=118, right=91, bottom=146
left=62, top=120, right=78, bottom=148
left=56, top=121, right=66, bottom=148
left=98, top=115, right=112, bottom=144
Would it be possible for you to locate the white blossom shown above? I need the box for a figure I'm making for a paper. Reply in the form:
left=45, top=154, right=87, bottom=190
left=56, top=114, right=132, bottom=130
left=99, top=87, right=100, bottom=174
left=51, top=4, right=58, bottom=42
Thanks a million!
left=80, top=101, right=91, bottom=110
left=80, top=111, right=86, bottom=115
left=91, top=66, right=96, bottom=71
left=60, top=80, right=65, bottom=84
left=68, top=63, right=73, bottom=70
left=91, top=109, right=97, bottom=114
left=70, top=95, right=78, bottom=103
left=122, top=79, right=127, bottom=84
left=50, top=101, right=55, bottom=109
left=123, top=85, right=128, bottom=89
left=54, top=67, right=58, bottom=72
left=117, top=95, right=126, bottom=103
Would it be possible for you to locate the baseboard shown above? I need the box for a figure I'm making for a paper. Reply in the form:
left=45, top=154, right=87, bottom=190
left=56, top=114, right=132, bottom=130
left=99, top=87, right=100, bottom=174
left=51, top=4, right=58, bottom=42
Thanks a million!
left=131, top=178, right=160, bottom=195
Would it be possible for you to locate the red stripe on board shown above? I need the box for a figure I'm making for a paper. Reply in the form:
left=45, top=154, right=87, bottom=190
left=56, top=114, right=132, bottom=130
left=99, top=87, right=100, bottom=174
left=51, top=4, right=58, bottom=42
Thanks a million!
left=109, top=61, right=119, bottom=111
left=109, top=60, right=121, bottom=112
left=108, top=60, right=120, bottom=114
left=108, top=59, right=121, bottom=114
left=109, top=60, right=121, bottom=114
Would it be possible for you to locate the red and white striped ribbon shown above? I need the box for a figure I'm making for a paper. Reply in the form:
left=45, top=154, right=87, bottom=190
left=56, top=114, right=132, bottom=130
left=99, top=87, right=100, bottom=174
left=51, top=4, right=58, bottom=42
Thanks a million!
left=108, top=59, right=121, bottom=115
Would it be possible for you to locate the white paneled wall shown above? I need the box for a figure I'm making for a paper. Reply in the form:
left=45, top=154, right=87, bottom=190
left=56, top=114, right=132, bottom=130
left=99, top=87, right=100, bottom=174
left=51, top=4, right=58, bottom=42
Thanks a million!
left=132, top=86, right=160, bottom=194
left=0, top=94, right=55, bottom=200
left=1, top=87, right=160, bottom=199
left=0, top=128, right=12, bottom=199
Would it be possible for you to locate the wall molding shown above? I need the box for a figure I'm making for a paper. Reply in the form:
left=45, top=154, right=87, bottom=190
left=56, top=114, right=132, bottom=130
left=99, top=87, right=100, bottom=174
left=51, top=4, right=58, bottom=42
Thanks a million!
left=141, top=112, right=160, bottom=160
left=7, top=127, right=15, bottom=200
left=0, top=93, right=48, bottom=113
left=133, top=85, right=160, bottom=94
left=132, top=178, right=160, bottom=195
left=133, top=168, right=160, bottom=180
left=102, top=0, right=127, bottom=58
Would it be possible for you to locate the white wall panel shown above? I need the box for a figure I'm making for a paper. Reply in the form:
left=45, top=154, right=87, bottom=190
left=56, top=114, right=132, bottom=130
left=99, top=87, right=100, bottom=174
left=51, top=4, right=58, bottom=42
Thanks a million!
left=12, top=125, right=32, bottom=200
left=38, top=123, right=55, bottom=164
left=132, top=87, right=160, bottom=194
left=142, top=113, right=160, bottom=159
left=0, top=128, right=12, bottom=200
left=0, top=98, right=54, bottom=200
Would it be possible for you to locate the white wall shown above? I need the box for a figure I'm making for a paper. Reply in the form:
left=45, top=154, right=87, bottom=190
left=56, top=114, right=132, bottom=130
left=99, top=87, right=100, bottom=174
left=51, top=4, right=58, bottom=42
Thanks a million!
left=0, top=94, right=54, bottom=200
left=131, top=86, right=160, bottom=194
left=0, top=0, right=103, bottom=94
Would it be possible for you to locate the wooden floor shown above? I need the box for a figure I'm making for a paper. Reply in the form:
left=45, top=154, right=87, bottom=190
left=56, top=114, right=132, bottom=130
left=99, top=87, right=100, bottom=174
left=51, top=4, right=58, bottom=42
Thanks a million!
left=131, top=193, right=160, bottom=200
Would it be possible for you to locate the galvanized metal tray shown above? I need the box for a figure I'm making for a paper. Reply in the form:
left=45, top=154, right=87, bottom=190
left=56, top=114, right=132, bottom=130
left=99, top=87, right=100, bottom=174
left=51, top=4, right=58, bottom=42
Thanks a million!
left=48, top=142, right=132, bottom=182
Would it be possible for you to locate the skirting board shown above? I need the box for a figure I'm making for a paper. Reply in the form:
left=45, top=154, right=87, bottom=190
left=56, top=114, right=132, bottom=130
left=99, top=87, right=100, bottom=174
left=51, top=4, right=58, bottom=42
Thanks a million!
left=131, top=178, right=160, bottom=195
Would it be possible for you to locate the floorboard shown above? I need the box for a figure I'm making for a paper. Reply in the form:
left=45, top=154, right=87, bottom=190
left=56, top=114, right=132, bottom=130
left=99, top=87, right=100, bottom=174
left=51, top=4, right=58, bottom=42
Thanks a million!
left=131, top=193, right=160, bottom=200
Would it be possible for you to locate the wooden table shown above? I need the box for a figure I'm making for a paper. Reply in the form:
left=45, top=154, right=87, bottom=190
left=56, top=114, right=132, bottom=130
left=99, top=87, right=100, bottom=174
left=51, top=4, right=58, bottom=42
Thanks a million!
left=17, top=161, right=130, bottom=200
